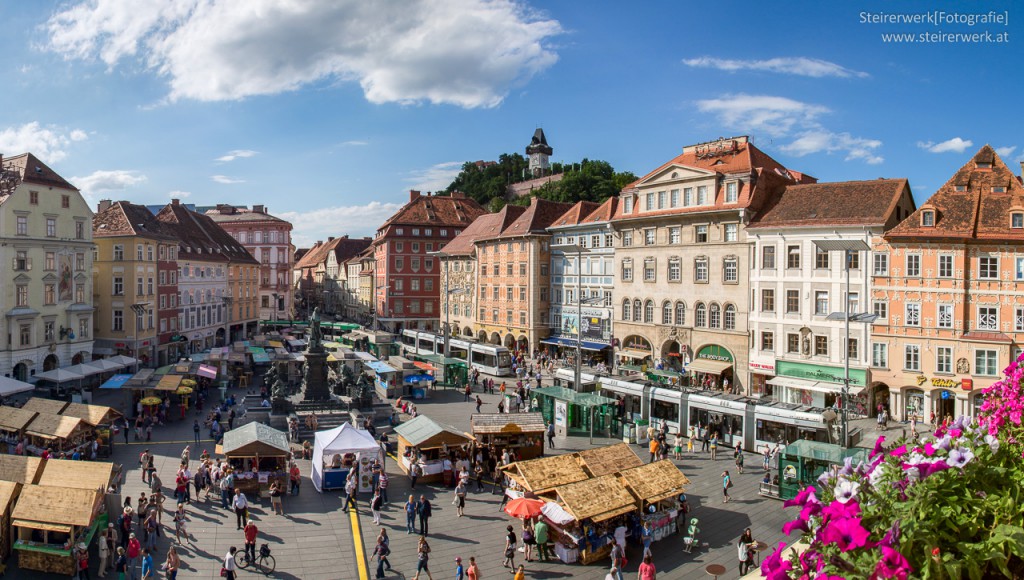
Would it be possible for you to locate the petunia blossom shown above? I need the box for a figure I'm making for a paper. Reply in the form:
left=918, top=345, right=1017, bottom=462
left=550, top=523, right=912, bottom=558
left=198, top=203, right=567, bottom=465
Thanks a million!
left=947, top=447, right=974, bottom=468
left=761, top=542, right=794, bottom=579
left=821, top=499, right=860, bottom=521
left=888, top=444, right=908, bottom=457
left=819, top=516, right=872, bottom=552
left=875, top=546, right=913, bottom=580
left=833, top=479, right=860, bottom=504
left=869, top=435, right=886, bottom=459
left=985, top=433, right=1000, bottom=453
left=783, top=486, right=818, bottom=509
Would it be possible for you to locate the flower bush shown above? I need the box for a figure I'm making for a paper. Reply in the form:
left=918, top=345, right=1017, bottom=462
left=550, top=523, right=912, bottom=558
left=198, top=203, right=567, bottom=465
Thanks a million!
left=763, top=353, right=1024, bottom=579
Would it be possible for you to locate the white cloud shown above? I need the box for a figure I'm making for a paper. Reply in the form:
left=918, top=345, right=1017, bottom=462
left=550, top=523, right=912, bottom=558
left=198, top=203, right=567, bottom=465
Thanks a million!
left=169, top=190, right=191, bottom=198
left=340, top=140, right=369, bottom=147
left=280, top=200, right=404, bottom=247
left=211, top=175, right=245, bottom=184
left=406, top=161, right=463, bottom=192
left=917, top=137, right=973, bottom=154
left=44, top=0, right=562, bottom=108
left=696, top=94, right=884, bottom=164
left=684, top=56, right=868, bottom=79
left=215, top=149, right=258, bottom=162
left=71, top=169, right=147, bottom=194
left=995, top=146, right=1017, bottom=158
left=0, top=121, right=89, bottom=163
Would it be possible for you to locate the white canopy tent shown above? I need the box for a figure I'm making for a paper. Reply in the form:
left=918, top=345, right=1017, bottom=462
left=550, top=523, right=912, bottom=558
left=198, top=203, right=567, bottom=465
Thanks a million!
left=0, top=376, right=34, bottom=397
left=311, top=423, right=381, bottom=493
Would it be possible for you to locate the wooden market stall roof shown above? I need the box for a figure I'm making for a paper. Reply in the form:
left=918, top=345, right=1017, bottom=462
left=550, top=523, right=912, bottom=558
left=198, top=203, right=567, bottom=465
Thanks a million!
left=618, top=460, right=691, bottom=505
left=24, top=413, right=88, bottom=440
left=37, top=459, right=114, bottom=492
left=0, top=480, right=18, bottom=512
left=11, top=485, right=101, bottom=531
left=60, top=402, right=124, bottom=426
left=503, top=453, right=589, bottom=494
left=0, top=455, right=44, bottom=485
left=0, top=406, right=39, bottom=433
left=578, top=443, right=644, bottom=477
left=470, top=412, right=546, bottom=435
left=554, top=474, right=638, bottom=522
left=393, top=415, right=472, bottom=450
left=155, top=374, right=184, bottom=391
left=20, top=397, right=69, bottom=416
left=221, top=422, right=290, bottom=457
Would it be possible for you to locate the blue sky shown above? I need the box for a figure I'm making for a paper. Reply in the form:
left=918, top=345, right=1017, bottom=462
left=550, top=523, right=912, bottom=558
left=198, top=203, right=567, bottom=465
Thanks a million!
left=0, top=0, right=1019, bottom=246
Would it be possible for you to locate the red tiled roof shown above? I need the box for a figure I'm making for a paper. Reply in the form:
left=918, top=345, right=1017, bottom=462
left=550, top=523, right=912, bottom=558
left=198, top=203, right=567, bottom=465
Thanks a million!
left=580, top=196, right=618, bottom=224
left=549, top=201, right=601, bottom=228
left=155, top=202, right=258, bottom=264
left=440, top=205, right=526, bottom=256
left=93, top=201, right=178, bottom=241
left=1, top=153, right=78, bottom=191
left=293, top=236, right=372, bottom=270
left=378, top=193, right=487, bottom=231
left=748, top=179, right=910, bottom=229
left=887, top=145, right=1024, bottom=241
left=962, top=331, right=1012, bottom=344
left=495, top=197, right=575, bottom=239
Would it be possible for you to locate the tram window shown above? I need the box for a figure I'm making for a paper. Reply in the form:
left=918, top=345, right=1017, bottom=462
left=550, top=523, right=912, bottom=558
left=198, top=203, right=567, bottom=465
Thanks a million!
left=652, top=401, right=678, bottom=422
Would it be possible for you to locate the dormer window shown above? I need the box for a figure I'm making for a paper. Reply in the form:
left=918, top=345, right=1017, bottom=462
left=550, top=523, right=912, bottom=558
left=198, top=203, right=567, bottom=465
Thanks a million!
left=955, top=185, right=967, bottom=192
left=993, top=186, right=1006, bottom=193
left=921, top=210, right=935, bottom=227
left=623, top=196, right=634, bottom=214
left=1012, top=213, right=1024, bottom=229
left=977, top=162, right=992, bottom=169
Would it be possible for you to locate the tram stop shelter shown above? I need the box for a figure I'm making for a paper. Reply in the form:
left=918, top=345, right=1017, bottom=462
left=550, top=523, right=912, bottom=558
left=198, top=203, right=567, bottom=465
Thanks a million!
left=773, top=440, right=869, bottom=500
left=412, top=354, right=468, bottom=388
left=533, top=386, right=617, bottom=439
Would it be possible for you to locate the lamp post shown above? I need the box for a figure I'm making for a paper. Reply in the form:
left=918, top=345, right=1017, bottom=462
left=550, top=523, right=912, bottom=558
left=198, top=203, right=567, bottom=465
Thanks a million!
left=272, top=293, right=279, bottom=322
left=222, top=296, right=234, bottom=347
left=815, top=239, right=876, bottom=448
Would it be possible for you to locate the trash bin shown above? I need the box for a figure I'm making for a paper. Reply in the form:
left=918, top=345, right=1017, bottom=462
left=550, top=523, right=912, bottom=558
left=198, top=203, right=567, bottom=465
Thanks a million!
left=635, top=419, right=650, bottom=445
left=622, top=422, right=636, bottom=444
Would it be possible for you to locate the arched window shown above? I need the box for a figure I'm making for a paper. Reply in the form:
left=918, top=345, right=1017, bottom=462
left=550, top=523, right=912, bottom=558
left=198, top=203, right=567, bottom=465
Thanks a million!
left=633, top=299, right=642, bottom=322
left=709, top=303, right=721, bottom=328
left=724, top=304, right=736, bottom=330
left=662, top=301, right=673, bottom=324
left=695, top=302, right=706, bottom=327
left=675, top=301, right=686, bottom=326
left=644, top=300, right=655, bottom=323
left=622, top=299, right=632, bottom=321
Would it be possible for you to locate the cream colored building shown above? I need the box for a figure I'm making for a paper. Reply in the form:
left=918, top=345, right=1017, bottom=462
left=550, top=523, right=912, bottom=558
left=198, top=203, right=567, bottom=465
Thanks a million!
left=0, top=154, right=95, bottom=381
left=611, top=137, right=812, bottom=394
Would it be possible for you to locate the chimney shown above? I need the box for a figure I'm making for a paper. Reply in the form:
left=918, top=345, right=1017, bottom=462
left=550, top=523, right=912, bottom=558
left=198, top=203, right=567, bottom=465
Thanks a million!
left=172, top=198, right=180, bottom=206
left=327, top=237, right=335, bottom=242
left=409, top=190, right=421, bottom=201
left=253, top=204, right=265, bottom=214
left=98, top=199, right=113, bottom=213
left=315, top=240, right=323, bottom=248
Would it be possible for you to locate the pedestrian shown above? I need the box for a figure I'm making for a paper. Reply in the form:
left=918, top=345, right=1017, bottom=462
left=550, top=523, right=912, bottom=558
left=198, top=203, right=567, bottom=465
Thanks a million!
left=473, top=462, right=484, bottom=492
left=270, top=481, right=285, bottom=515
left=378, top=469, right=389, bottom=503
left=641, top=520, right=653, bottom=557
left=455, top=556, right=465, bottom=580
left=223, top=547, right=238, bottom=580
left=98, top=530, right=111, bottom=577
left=289, top=462, right=302, bottom=496
left=454, top=479, right=467, bottom=517
left=140, top=548, right=154, bottom=580
left=122, top=418, right=130, bottom=445
left=164, top=546, right=180, bottom=580
left=193, top=420, right=201, bottom=445
left=412, top=536, right=433, bottom=580
left=243, top=520, right=258, bottom=563
left=534, top=517, right=550, bottom=562
left=173, top=503, right=192, bottom=546
left=372, top=536, right=391, bottom=579
left=502, top=524, right=517, bottom=569
left=467, top=557, right=481, bottom=580
left=609, top=541, right=625, bottom=580
left=232, top=489, right=249, bottom=529
left=497, top=399, right=505, bottom=414
left=221, top=468, right=234, bottom=509
left=734, top=443, right=744, bottom=474
left=114, top=547, right=127, bottom=580
left=126, top=533, right=141, bottom=580
left=605, top=566, right=619, bottom=580
left=722, top=470, right=733, bottom=503
left=648, top=437, right=659, bottom=463
left=343, top=475, right=358, bottom=511
left=410, top=461, right=421, bottom=489
left=405, top=495, right=418, bottom=534
left=143, top=510, right=158, bottom=551
left=371, top=489, right=383, bottom=525
left=700, top=425, right=709, bottom=452
left=546, top=421, right=555, bottom=449
left=76, top=542, right=91, bottom=580
left=762, top=445, right=771, bottom=472
left=673, top=432, right=683, bottom=460
left=522, top=519, right=535, bottom=561
left=738, top=528, right=756, bottom=575
left=513, top=564, right=525, bottom=580
left=709, top=433, right=719, bottom=460
left=638, top=554, right=657, bottom=580
left=417, top=495, right=432, bottom=535
left=464, top=384, right=472, bottom=402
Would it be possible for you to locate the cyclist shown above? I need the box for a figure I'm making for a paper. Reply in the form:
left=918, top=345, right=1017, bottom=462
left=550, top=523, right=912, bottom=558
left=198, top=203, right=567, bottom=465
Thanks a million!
left=243, top=520, right=259, bottom=563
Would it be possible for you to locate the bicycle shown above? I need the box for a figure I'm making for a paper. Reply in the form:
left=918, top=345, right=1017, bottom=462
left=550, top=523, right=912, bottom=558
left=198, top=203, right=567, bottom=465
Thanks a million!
left=235, top=543, right=276, bottom=576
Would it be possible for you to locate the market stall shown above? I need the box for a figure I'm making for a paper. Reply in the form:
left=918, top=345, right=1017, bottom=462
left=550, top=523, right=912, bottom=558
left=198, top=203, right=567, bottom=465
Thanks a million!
left=11, top=484, right=106, bottom=575
left=393, top=415, right=473, bottom=483
left=60, top=403, right=124, bottom=458
left=550, top=475, right=639, bottom=565
left=501, top=453, right=590, bottom=496
left=37, top=459, right=117, bottom=493
left=219, top=423, right=291, bottom=498
left=0, top=406, right=38, bottom=453
left=0, top=455, right=44, bottom=485
left=20, top=398, right=70, bottom=416
left=23, top=413, right=90, bottom=455
left=311, top=423, right=382, bottom=493
left=0, top=376, right=33, bottom=399
left=0, top=481, right=19, bottom=563
left=618, top=460, right=690, bottom=547
left=577, top=443, right=644, bottom=477
left=470, top=413, right=546, bottom=461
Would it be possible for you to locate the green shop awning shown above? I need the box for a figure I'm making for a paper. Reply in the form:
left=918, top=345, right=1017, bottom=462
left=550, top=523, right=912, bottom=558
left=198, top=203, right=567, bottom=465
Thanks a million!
left=533, top=386, right=618, bottom=408
left=247, top=346, right=271, bottom=363
left=417, top=354, right=468, bottom=367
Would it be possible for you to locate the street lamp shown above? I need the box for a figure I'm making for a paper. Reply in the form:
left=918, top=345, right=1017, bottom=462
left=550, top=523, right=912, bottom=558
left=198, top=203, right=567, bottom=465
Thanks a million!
left=551, top=244, right=604, bottom=393
left=815, top=239, right=876, bottom=448
left=222, top=296, right=234, bottom=346
left=272, top=293, right=279, bottom=322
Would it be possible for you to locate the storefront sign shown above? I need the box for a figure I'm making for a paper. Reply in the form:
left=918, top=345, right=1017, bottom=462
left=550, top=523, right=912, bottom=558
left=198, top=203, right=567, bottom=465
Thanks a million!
left=775, top=360, right=866, bottom=387
left=696, top=345, right=733, bottom=362
left=749, top=361, right=775, bottom=372
left=962, top=378, right=973, bottom=391
left=914, top=376, right=963, bottom=389
left=624, top=336, right=652, bottom=351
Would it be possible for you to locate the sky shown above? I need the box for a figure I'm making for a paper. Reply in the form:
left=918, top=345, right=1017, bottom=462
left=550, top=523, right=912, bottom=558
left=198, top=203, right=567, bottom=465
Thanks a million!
left=0, top=0, right=1020, bottom=247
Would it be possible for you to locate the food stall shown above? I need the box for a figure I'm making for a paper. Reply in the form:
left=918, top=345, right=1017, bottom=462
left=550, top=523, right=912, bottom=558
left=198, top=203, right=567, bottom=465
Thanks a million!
left=36, top=459, right=117, bottom=493
left=618, top=460, right=690, bottom=546
left=0, top=406, right=38, bottom=453
left=550, top=475, right=639, bottom=565
left=219, top=423, right=291, bottom=498
left=20, top=398, right=70, bottom=416
left=0, top=481, right=19, bottom=563
left=311, top=423, right=382, bottom=493
left=0, top=455, right=44, bottom=485
left=23, top=413, right=90, bottom=455
left=366, top=360, right=400, bottom=400
left=470, top=413, right=547, bottom=461
left=59, top=403, right=124, bottom=458
left=10, top=485, right=106, bottom=575
left=577, top=443, right=644, bottom=477
left=393, top=416, right=473, bottom=483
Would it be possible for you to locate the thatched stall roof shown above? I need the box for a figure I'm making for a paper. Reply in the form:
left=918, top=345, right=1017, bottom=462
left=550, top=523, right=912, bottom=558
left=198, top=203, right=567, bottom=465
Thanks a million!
left=60, top=403, right=124, bottom=426
left=0, top=455, right=44, bottom=485
left=221, top=423, right=290, bottom=457
left=0, top=406, right=38, bottom=433
left=37, top=459, right=114, bottom=491
left=554, top=474, right=637, bottom=522
left=20, top=398, right=69, bottom=416
left=11, top=485, right=101, bottom=531
left=0, top=480, right=18, bottom=512
left=470, top=412, right=546, bottom=435
left=578, top=443, right=643, bottom=477
left=618, top=460, right=690, bottom=504
left=25, top=413, right=88, bottom=440
left=394, top=415, right=472, bottom=450
left=503, top=453, right=589, bottom=494
left=155, top=374, right=183, bottom=391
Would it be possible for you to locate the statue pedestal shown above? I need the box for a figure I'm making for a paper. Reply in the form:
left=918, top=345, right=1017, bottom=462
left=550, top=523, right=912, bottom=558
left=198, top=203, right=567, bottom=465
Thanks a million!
left=302, top=350, right=332, bottom=402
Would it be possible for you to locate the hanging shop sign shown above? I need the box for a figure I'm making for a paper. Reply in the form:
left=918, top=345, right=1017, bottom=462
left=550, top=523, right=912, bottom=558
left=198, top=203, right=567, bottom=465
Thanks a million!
left=775, top=360, right=866, bottom=387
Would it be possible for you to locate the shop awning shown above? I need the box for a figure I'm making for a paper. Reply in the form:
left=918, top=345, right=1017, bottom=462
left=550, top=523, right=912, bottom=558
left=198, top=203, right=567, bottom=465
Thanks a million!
left=99, top=374, right=133, bottom=389
left=767, top=376, right=864, bottom=396
left=197, top=365, right=218, bottom=379
left=247, top=347, right=271, bottom=363
left=268, top=340, right=284, bottom=348
left=366, top=361, right=397, bottom=374
left=618, top=349, right=652, bottom=360
left=155, top=374, right=183, bottom=391
left=685, top=359, right=733, bottom=375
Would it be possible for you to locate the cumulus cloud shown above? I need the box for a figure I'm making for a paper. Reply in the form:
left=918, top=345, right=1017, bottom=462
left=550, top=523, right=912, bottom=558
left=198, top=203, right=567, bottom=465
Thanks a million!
left=71, top=169, right=147, bottom=195
left=684, top=56, right=868, bottom=79
left=0, top=122, right=89, bottom=163
left=696, top=93, right=884, bottom=164
left=211, top=175, right=245, bottom=184
left=280, top=200, right=404, bottom=247
left=44, top=0, right=562, bottom=108
left=406, top=161, right=463, bottom=192
left=169, top=190, right=191, bottom=198
left=995, top=146, right=1016, bottom=158
left=917, top=137, right=973, bottom=154
left=216, top=149, right=258, bottom=162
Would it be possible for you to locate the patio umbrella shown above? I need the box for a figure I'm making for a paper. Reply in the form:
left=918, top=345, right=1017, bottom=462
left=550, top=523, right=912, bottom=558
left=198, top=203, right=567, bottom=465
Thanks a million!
left=176, top=386, right=194, bottom=395
left=140, top=396, right=162, bottom=406
left=504, top=497, right=545, bottom=519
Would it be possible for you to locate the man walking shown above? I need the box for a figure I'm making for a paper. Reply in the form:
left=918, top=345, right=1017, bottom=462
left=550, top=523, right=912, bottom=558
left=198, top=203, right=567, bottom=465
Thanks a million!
left=192, top=420, right=201, bottom=445
left=243, top=520, right=258, bottom=564
left=378, top=470, right=389, bottom=503
left=546, top=421, right=555, bottom=450
left=417, top=495, right=432, bottom=535
left=534, top=518, right=550, bottom=562
left=232, top=489, right=249, bottom=529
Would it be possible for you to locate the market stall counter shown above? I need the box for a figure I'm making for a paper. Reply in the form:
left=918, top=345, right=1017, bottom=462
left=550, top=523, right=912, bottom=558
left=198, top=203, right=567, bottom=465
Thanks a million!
left=11, top=485, right=107, bottom=576
left=393, top=415, right=473, bottom=484
left=618, top=460, right=691, bottom=547
left=470, top=412, right=546, bottom=460
left=219, top=423, right=291, bottom=498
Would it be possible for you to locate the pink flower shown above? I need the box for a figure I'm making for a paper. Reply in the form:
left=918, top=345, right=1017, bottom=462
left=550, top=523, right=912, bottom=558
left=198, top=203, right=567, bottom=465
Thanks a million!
left=821, top=499, right=861, bottom=521
left=783, top=486, right=818, bottom=509
left=923, top=442, right=936, bottom=456
left=869, top=436, right=886, bottom=459
left=761, top=542, right=794, bottom=579
left=782, top=517, right=809, bottom=536
left=873, top=546, right=913, bottom=580
left=819, top=517, right=872, bottom=552
left=889, top=445, right=908, bottom=457
left=918, top=459, right=951, bottom=479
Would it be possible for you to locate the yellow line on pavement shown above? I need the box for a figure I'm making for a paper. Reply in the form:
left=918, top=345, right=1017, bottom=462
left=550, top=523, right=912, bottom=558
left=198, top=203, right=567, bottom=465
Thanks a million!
left=349, top=507, right=369, bottom=580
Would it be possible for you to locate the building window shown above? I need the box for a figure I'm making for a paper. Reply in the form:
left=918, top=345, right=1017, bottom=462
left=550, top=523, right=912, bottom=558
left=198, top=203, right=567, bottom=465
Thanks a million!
left=622, top=230, right=633, bottom=247
left=1013, top=213, right=1024, bottom=229
left=815, top=291, right=829, bottom=315
left=724, top=304, right=736, bottom=330
left=633, top=300, right=642, bottom=322
left=787, top=334, right=800, bottom=354
left=491, top=287, right=498, bottom=299
left=872, top=300, right=888, bottom=320
left=683, top=187, right=693, bottom=206
left=623, top=196, right=633, bottom=214
left=975, top=349, right=998, bottom=376
left=1016, top=307, right=1024, bottom=332
left=674, top=302, right=686, bottom=325
left=815, top=247, right=829, bottom=269
left=921, top=210, right=935, bottom=227
left=113, top=309, right=124, bottom=331
left=848, top=338, right=859, bottom=361
left=724, top=224, right=738, bottom=242
left=936, top=346, right=952, bottom=374
left=661, top=302, right=672, bottom=324
left=726, top=181, right=738, bottom=203
left=938, top=254, right=954, bottom=278
left=761, top=289, right=775, bottom=313
left=762, top=246, right=776, bottom=269
left=668, top=258, right=681, bottom=282
left=669, top=227, right=680, bottom=244
left=644, top=300, right=654, bottom=323
left=904, top=344, right=920, bottom=371
left=695, top=225, right=708, bottom=243
left=14, top=251, right=30, bottom=271
left=761, top=331, right=774, bottom=351
left=621, top=259, right=633, bottom=281
left=45, top=284, right=56, bottom=305
left=723, top=257, right=738, bottom=282
left=643, top=259, right=656, bottom=282
left=906, top=254, right=921, bottom=277
left=872, top=343, right=888, bottom=368
left=46, top=218, right=57, bottom=237
left=905, top=303, right=920, bottom=326
left=19, top=324, right=31, bottom=346
left=937, top=304, right=953, bottom=329
left=394, top=258, right=403, bottom=271
left=45, top=252, right=55, bottom=271
left=814, top=335, right=828, bottom=356
left=540, top=264, right=549, bottom=276
left=873, top=253, right=888, bottom=276
left=622, top=300, right=631, bottom=321
left=695, top=303, right=706, bottom=327
left=694, top=257, right=709, bottom=283
left=697, top=185, right=709, bottom=205
left=644, top=229, right=656, bottom=245
left=114, top=245, right=124, bottom=260
left=977, top=306, right=998, bottom=331
left=670, top=189, right=680, bottom=207
left=709, top=303, right=721, bottom=328
left=787, top=245, right=801, bottom=269
left=657, top=191, right=666, bottom=209
left=979, top=256, right=999, bottom=280
left=29, top=191, right=38, bottom=204
left=785, top=290, right=799, bottom=313
left=76, top=284, right=84, bottom=303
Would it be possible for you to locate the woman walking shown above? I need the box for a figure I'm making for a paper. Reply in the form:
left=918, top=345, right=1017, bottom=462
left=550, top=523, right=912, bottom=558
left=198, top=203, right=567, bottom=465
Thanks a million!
left=454, top=479, right=467, bottom=517
left=370, top=490, right=383, bottom=525
left=164, top=545, right=180, bottom=580
left=412, top=536, right=433, bottom=580
left=722, top=470, right=733, bottom=503
left=762, top=445, right=771, bottom=472
left=709, top=433, right=719, bottom=460
left=522, top=519, right=535, bottom=562
left=269, top=481, right=284, bottom=515
left=502, top=524, right=517, bottom=569
left=734, top=443, right=744, bottom=474
left=372, top=536, right=391, bottom=579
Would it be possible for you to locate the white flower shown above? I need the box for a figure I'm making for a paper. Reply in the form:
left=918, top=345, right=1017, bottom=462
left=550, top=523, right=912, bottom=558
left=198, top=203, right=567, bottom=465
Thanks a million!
left=833, top=479, right=861, bottom=504
left=867, top=463, right=888, bottom=487
left=904, top=466, right=920, bottom=482
left=935, top=435, right=952, bottom=452
left=985, top=433, right=1000, bottom=454
left=905, top=452, right=927, bottom=466
left=948, top=447, right=974, bottom=469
